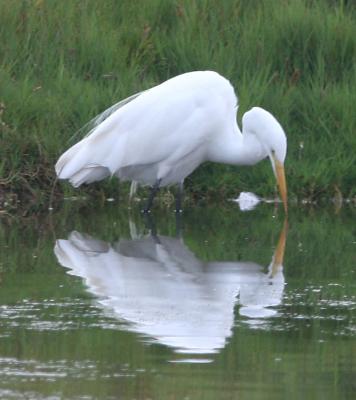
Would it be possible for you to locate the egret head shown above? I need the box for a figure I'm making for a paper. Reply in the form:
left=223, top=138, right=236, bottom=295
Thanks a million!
left=242, top=107, right=288, bottom=213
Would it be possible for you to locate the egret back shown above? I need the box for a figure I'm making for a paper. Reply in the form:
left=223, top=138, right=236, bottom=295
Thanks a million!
left=55, top=71, right=238, bottom=187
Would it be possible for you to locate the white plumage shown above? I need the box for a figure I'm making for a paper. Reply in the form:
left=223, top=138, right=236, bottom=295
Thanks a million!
left=56, top=71, right=288, bottom=211
left=54, top=221, right=287, bottom=354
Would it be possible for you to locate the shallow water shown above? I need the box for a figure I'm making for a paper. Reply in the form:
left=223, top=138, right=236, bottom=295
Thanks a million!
left=0, top=203, right=355, bottom=399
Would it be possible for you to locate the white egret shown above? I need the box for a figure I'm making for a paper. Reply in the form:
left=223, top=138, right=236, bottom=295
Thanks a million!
left=55, top=71, right=287, bottom=212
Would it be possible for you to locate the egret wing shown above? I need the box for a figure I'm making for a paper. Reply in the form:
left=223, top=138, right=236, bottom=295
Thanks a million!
left=56, top=71, right=237, bottom=186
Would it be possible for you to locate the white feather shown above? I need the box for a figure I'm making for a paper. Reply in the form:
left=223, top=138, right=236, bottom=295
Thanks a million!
left=56, top=71, right=238, bottom=186
left=54, top=229, right=285, bottom=353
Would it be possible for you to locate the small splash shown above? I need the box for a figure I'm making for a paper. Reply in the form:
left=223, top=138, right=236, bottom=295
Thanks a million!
left=233, top=192, right=261, bottom=211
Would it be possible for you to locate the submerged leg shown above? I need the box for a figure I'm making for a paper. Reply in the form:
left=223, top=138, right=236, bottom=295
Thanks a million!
left=142, top=178, right=161, bottom=213
left=175, top=180, right=184, bottom=213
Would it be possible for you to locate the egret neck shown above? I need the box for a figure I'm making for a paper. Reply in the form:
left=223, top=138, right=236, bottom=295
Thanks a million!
left=207, top=127, right=267, bottom=166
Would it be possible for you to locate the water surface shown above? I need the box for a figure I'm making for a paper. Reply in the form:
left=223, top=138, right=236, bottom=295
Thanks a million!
left=0, top=203, right=355, bottom=399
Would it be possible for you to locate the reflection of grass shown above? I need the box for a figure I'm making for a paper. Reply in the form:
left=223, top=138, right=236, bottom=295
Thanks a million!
left=0, top=0, right=355, bottom=206
left=1, top=203, right=354, bottom=279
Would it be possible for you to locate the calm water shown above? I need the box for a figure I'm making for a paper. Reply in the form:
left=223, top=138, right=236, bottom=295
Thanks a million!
left=0, top=203, right=355, bottom=399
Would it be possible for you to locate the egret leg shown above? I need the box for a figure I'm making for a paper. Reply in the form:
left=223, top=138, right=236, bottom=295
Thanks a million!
left=175, top=180, right=184, bottom=213
left=143, top=178, right=161, bottom=213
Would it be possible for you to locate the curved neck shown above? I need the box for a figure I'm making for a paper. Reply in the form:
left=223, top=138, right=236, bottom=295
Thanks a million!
left=207, top=124, right=267, bottom=166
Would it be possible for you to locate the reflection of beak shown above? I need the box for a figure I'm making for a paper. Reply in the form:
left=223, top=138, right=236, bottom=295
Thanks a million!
left=272, top=155, right=288, bottom=214
left=270, top=219, right=288, bottom=277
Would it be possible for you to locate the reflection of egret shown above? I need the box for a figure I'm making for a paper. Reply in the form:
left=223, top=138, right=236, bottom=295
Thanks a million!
left=55, top=71, right=287, bottom=212
left=54, top=221, right=287, bottom=354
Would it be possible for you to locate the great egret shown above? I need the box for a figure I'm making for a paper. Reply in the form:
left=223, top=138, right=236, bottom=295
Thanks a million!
left=55, top=71, right=287, bottom=212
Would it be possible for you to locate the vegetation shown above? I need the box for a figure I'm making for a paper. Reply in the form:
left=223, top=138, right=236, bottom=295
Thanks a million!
left=0, top=0, right=355, bottom=210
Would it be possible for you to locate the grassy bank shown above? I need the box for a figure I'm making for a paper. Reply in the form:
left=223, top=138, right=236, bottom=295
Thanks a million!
left=0, top=0, right=355, bottom=209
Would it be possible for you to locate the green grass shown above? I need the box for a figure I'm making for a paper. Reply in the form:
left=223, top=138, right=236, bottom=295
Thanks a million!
left=0, top=0, right=355, bottom=209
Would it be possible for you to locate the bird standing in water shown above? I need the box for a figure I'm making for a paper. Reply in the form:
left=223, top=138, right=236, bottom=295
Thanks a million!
left=55, top=71, right=288, bottom=213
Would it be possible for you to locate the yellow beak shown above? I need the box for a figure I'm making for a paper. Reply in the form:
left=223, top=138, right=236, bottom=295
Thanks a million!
left=273, top=155, right=288, bottom=214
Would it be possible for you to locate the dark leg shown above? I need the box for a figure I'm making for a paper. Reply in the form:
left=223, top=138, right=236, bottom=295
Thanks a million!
left=142, top=178, right=161, bottom=213
left=175, top=180, right=184, bottom=213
